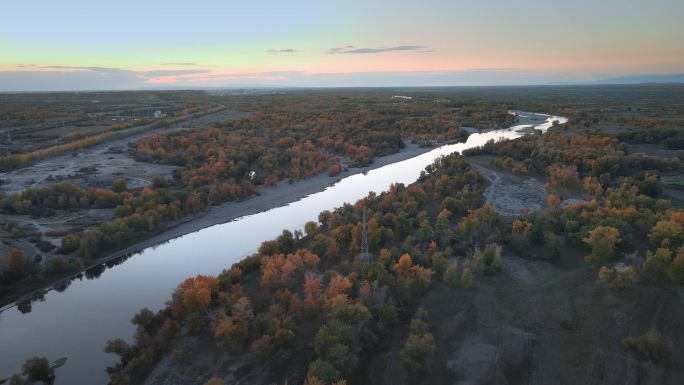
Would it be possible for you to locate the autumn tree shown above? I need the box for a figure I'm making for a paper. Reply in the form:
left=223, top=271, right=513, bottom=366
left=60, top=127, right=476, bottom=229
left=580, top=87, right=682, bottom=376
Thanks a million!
left=584, top=226, right=621, bottom=263
left=327, top=274, right=352, bottom=298
left=458, top=204, right=503, bottom=251
left=204, top=377, right=223, bottom=385
left=7, top=248, right=27, bottom=276
left=303, top=272, right=323, bottom=304
left=510, top=220, right=533, bottom=252
left=170, top=275, right=219, bottom=333
left=545, top=164, right=580, bottom=191
left=649, top=217, right=684, bottom=250
left=250, top=335, right=273, bottom=360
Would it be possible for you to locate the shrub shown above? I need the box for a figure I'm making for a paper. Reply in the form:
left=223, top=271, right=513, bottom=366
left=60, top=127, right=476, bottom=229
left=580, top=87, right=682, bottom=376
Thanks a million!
left=60, top=233, right=81, bottom=253
left=112, top=178, right=128, bottom=192
left=511, top=220, right=533, bottom=252
left=307, top=359, right=341, bottom=385
left=370, top=304, right=399, bottom=326
left=274, top=328, right=296, bottom=347
left=8, top=375, right=26, bottom=385
left=46, top=255, right=81, bottom=275
left=22, top=356, right=54, bottom=382
left=7, top=248, right=27, bottom=275
left=473, top=243, right=504, bottom=275
left=460, top=263, right=474, bottom=288
left=623, top=331, right=670, bottom=363
left=543, top=231, right=562, bottom=260
left=250, top=335, right=274, bottom=360
left=443, top=263, right=459, bottom=287
left=204, top=377, right=222, bottom=385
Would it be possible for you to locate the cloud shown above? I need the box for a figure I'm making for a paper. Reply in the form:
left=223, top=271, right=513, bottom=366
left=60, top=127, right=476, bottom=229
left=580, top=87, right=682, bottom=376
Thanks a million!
left=0, top=68, right=140, bottom=91
left=141, top=69, right=210, bottom=78
left=38, top=65, right=129, bottom=73
left=266, top=49, right=298, bottom=55
left=5, top=65, right=679, bottom=91
left=160, top=62, right=198, bottom=66
left=327, top=45, right=428, bottom=54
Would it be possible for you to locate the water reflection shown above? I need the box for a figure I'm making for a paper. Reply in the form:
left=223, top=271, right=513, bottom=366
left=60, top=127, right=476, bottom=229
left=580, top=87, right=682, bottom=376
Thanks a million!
left=0, top=112, right=567, bottom=384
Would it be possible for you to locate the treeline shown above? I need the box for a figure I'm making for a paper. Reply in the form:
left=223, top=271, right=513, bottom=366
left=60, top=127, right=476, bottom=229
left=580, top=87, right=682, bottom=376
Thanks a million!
left=466, top=133, right=683, bottom=292
left=465, top=132, right=680, bottom=177
left=134, top=92, right=515, bottom=187
left=0, top=177, right=257, bottom=289
left=104, top=131, right=684, bottom=384
left=104, top=153, right=509, bottom=384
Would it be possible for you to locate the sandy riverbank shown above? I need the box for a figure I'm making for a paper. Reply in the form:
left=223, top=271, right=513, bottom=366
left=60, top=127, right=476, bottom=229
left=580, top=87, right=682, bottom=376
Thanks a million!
left=112, top=141, right=433, bottom=254
left=1, top=141, right=434, bottom=308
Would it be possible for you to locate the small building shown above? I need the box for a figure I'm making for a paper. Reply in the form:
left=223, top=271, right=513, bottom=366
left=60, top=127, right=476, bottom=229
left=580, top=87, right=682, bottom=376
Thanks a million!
left=153, top=110, right=163, bottom=119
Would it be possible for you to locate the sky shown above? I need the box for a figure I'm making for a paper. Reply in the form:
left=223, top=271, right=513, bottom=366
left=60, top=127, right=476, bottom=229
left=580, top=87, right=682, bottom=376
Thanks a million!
left=1, top=0, right=683, bottom=91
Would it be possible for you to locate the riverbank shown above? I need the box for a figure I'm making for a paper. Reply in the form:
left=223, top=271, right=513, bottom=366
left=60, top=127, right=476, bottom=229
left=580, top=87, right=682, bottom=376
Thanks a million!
left=1, top=141, right=434, bottom=309
left=0, top=111, right=568, bottom=385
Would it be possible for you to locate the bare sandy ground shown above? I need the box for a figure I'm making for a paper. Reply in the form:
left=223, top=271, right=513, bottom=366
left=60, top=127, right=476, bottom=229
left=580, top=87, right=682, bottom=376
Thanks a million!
left=0, top=109, right=250, bottom=194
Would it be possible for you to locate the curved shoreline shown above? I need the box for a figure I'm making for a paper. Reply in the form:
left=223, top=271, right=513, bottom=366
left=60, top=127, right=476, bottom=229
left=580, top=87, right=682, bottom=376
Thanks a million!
left=2, top=111, right=557, bottom=310
left=0, top=111, right=567, bottom=385
left=0, top=141, right=435, bottom=310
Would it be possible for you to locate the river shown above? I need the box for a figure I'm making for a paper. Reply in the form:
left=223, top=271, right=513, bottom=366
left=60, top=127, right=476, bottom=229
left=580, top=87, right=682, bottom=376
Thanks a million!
left=0, top=111, right=567, bottom=384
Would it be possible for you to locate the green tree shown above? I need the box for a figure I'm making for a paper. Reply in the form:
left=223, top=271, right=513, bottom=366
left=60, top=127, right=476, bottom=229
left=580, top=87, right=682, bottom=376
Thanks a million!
left=104, top=338, right=132, bottom=359
left=623, top=330, right=671, bottom=363
left=473, top=243, right=504, bottom=275
left=400, top=308, right=435, bottom=372
left=305, top=221, right=319, bottom=237
left=22, top=357, right=54, bottom=382
left=307, top=359, right=341, bottom=385
left=671, top=247, right=684, bottom=283
left=435, top=208, right=451, bottom=245
left=60, top=233, right=81, bottom=253
left=111, top=178, right=128, bottom=193
left=460, top=263, right=474, bottom=288
left=443, top=263, right=459, bottom=287
left=458, top=204, right=503, bottom=250
left=543, top=231, right=562, bottom=261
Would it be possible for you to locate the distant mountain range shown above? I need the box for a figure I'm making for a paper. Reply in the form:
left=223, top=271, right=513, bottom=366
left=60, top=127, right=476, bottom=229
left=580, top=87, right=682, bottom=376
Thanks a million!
left=594, top=73, right=684, bottom=84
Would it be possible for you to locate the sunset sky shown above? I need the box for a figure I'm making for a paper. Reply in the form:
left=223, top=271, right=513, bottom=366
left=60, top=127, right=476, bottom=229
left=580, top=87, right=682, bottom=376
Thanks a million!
left=1, top=0, right=683, bottom=90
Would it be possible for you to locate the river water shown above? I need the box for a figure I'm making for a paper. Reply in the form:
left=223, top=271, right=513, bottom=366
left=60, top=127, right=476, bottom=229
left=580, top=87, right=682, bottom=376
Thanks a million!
left=0, top=111, right=566, bottom=384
